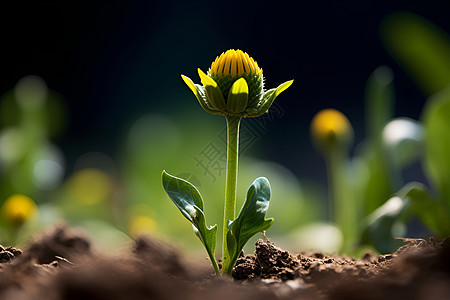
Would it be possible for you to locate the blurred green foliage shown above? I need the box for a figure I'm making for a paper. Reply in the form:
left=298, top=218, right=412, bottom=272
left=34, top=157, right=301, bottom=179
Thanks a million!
left=1, top=11, right=449, bottom=257
left=381, top=11, right=450, bottom=95
left=359, top=12, right=450, bottom=253
left=314, top=11, right=450, bottom=254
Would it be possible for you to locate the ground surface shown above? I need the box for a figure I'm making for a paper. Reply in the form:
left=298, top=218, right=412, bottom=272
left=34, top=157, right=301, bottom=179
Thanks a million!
left=0, top=224, right=449, bottom=300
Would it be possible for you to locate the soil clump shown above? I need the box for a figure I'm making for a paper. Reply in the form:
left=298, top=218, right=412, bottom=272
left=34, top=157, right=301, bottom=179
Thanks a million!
left=0, top=224, right=448, bottom=300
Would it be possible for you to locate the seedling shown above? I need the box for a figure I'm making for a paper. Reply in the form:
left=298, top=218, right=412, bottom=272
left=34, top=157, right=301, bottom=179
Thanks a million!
left=162, top=49, right=293, bottom=274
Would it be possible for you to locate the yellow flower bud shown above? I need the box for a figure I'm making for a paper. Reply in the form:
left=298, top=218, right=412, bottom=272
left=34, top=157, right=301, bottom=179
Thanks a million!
left=311, top=109, right=354, bottom=152
left=181, top=49, right=293, bottom=117
left=1, top=194, right=37, bottom=226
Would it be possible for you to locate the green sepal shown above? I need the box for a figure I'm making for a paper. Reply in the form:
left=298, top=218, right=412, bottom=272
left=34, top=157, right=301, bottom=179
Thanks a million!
left=225, top=177, right=274, bottom=273
left=198, top=69, right=226, bottom=111
left=194, top=84, right=222, bottom=115
left=255, top=80, right=293, bottom=116
left=227, top=78, right=249, bottom=113
left=181, top=74, right=221, bottom=115
left=161, top=171, right=219, bottom=274
left=210, top=72, right=264, bottom=110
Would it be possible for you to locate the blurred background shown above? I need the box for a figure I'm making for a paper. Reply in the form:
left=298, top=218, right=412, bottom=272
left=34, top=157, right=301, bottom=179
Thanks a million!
left=1, top=0, right=449, bottom=255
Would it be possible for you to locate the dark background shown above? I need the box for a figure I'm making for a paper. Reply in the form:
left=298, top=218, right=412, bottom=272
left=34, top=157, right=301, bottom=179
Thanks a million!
left=1, top=0, right=449, bottom=184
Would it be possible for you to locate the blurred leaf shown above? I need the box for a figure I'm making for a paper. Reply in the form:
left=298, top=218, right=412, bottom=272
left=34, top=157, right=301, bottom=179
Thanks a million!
left=361, top=181, right=450, bottom=253
left=365, top=66, right=395, bottom=139
left=382, top=118, right=423, bottom=168
left=401, top=182, right=450, bottom=237
left=359, top=66, right=397, bottom=215
left=381, top=12, right=450, bottom=95
left=226, top=177, right=273, bottom=271
left=161, top=171, right=218, bottom=273
left=361, top=193, right=408, bottom=254
left=358, top=143, right=395, bottom=215
left=422, top=87, right=450, bottom=206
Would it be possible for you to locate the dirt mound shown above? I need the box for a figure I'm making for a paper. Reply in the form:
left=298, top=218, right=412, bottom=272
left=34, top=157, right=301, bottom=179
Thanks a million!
left=0, top=225, right=449, bottom=299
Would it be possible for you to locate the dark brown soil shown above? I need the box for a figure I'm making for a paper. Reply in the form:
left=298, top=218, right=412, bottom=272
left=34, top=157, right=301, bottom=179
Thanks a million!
left=0, top=224, right=449, bottom=300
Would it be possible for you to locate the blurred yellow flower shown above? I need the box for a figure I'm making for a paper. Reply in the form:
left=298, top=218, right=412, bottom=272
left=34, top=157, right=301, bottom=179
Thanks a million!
left=128, top=215, right=157, bottom=237
left=1, top=194, right=37, bottom=226
left=311, top=109, right=354, bottom=152
left=67, top=168, right=112, bottom=205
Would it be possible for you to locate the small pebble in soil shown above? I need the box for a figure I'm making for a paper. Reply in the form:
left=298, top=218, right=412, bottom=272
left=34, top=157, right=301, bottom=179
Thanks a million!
left=0, top=245, right=22, bottom=263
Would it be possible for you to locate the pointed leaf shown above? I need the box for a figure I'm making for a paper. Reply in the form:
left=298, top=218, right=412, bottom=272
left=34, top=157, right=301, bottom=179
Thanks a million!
left=227, top=78, right=249, bottom=113
left=162, top=171, right=219, bottom=273
left=162, top=170, right=204, bottom=219
left=198, top=68, right=226, bottom=110
left=226, top=177, right=274, bottom=270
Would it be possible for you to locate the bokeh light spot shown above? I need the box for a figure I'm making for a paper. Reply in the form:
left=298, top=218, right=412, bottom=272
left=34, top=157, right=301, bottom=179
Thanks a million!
left=14, top=76, right=48, bottom=110
left=67, top=168, right=112, bottom=205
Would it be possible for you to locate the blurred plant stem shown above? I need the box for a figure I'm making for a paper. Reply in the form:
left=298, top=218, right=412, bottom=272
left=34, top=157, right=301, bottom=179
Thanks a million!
left=325, top=148, right=357, bottom=253
left=362, top=66, right=397, bottom=215
left=222, top=115, right=241, bottom=274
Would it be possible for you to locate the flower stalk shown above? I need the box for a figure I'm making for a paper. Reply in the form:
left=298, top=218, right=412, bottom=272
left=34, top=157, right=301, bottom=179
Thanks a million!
left=311, top=109, right=356, bottom=253
left=222, top=115, right=241, bottom=273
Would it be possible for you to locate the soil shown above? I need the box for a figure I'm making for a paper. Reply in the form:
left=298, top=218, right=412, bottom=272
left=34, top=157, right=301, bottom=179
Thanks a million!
left=0, top=224, right=449, bottom=300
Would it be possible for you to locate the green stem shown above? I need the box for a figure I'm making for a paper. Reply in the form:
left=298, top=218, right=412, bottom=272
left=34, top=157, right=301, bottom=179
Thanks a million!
left=207, top=248, right=220, bottom=275
left=326, top=148, right=357, bottom=254
left=222, top=115, right=241, bottom=274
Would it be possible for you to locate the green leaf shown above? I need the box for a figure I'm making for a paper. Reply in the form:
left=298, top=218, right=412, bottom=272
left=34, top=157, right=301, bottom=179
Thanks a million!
left=422, top=86, right=450, bottom=207
left=225, top=177, right=274, bottom=272
left=227, top=78, right=248, bottom=113
left=161, top=171, right=219, bottom=274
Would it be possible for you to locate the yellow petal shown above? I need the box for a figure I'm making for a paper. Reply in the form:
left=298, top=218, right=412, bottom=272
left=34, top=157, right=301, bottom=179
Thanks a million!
left=237, top=51, right=244, bottom=76
left=242, top=52, right=252, bottom=73
left=230, top=52, right=237, bottom=77
left=223, top=52, right=232, bottom=76
left=217, top=52, right=226, bottom=75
